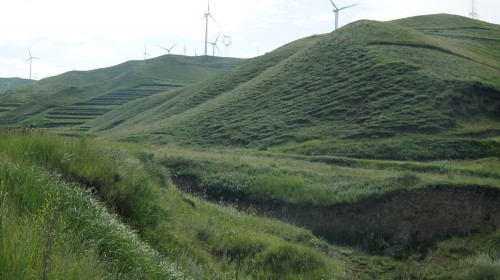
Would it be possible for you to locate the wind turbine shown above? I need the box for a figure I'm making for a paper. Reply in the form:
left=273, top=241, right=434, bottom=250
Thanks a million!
left=208, top=32, right=221, bottom=56
left=143, top=44, right=150, bottom=61
left=328, top=1, right=358, bottom=31
left=203, top=0, right=219, bottom=56
left=222, top=34, right=232, bottom=57
left=469, top=0, right=479, bottom=19
left=159, top=42, right=179, bottom=55
left=25, top=47, right=39, bottom=80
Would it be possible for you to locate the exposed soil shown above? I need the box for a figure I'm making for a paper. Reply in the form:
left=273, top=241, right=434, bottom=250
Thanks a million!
left=173, top=176, right=500, bottom=252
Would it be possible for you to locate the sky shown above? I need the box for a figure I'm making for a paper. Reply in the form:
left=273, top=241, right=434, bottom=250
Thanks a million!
left=1, top=0, right=499, bottom=79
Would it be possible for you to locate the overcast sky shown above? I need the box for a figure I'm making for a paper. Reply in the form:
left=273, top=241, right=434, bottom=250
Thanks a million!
left=1, top=0, right=499, bottom=79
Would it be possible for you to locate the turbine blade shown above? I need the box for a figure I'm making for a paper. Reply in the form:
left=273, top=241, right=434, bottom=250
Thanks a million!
left=215, top=32, right=221, bottom=43
left=339, top=4, right=358, bottom=10
left=209, top=14, right=220, bottom=27
left=170, top=41, right=179, bottom=50
left=215, top=45, right=221, bottom=55
left=329, top=0, right=338, bottom=10
left=25, top=58, right=31, bottom=63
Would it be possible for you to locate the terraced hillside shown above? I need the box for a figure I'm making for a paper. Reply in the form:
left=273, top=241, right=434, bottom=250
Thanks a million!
left=99, top=14, right=499, bottom=160
left=0, top=55, right=243, bottom=129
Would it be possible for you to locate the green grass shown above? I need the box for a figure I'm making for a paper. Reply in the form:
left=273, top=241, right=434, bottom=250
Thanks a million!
left=158, top=145, right=499, bottom=206
left=0, top=78, right=32, bottom=93
left=94, top=15, right=499, bottom=161
left=0, top=131, right=346, bottom=279
left=0, top=147, right=180, bottom=279
left=1, top=14, right=499, bottom=279
left=0, top=55, right=244, bottom=130
left=1, top=131, right=499, bottom=278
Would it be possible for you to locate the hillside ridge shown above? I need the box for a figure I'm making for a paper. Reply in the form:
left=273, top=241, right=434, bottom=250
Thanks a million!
left=99, top=14, right=500, bottom=160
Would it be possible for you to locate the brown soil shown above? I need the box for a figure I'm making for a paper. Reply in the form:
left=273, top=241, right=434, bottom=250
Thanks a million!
left=173, top=176, right=500, bottom=251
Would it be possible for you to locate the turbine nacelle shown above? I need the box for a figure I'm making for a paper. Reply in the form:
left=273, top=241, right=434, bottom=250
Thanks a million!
left=328, top=1, right=358, bottom=31
left=25, top=47, right=39, bottom=80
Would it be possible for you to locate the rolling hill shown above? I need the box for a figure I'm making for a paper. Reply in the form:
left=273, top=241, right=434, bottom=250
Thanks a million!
left=2, top=14, right=500, bottom=279
left=0, top=77, right=32, bottom=93
left=96, top=14, right=499, bottom=161
left=0, top=55, right=244, bottom=129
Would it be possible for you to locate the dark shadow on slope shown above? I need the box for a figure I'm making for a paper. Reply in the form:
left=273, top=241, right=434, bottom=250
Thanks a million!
left=173, top=175, right=500, bottom=255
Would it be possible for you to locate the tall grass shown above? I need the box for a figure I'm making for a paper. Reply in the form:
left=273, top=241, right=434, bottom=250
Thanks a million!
left=0, top=131, right=345, bottom=279
left=0, top=132, right=180, bottom=279
left=464, top=253, right=500, bottom=280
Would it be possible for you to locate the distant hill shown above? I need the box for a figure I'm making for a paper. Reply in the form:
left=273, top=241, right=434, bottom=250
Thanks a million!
left=0, top=55, right=244, bottom=128
left=98, top=14, right=500, bottom=160
left=0, top=78, right=32, bottom=93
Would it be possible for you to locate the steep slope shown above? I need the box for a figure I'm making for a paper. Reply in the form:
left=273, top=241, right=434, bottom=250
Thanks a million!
left=102, top=14, right=499, bottom=160
left=0, top=55, right=243, bottom=129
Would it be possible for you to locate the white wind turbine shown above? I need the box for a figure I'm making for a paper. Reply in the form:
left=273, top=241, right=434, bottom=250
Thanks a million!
left=25, top=47, right=39, bottom=80
left=143, top=44, right=150, bottom=61
left=208, top=32, right=221, bottom=56
left=159, top=42, right=179, bottom=55
left=203, top=0, right=220, bottom=56
left=328, top=1, right=358, bottom=31
left=469, top=0, right=479, bottom=19
left=222, top=34, right=232, bottom=57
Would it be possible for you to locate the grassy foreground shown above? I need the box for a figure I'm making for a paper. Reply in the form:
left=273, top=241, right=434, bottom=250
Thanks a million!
left=0, top=131, right=344, bottom=279
left=1, top=131, right=500, bottom=279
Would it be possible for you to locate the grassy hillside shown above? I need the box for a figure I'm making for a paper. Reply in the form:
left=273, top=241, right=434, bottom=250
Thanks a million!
left=0, top=78, right=32, bottom=93
left=1, top=14, right=500, bottom=279
left=0, top=131, right=345, bottom=279
left=99, top=14, right=499, bottom=161
left=2, top=131, right=499, bottom=279
left=0, top=55, right=243, bottom=129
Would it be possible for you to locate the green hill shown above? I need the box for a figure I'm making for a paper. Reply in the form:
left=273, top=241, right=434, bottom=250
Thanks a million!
left=0, top=55, right=244, bottom=129
left=99, top=14, right=499, bottom=161
left=0, top=78, right=32, bottom=93
left=2, top=14, right=500, bottom=279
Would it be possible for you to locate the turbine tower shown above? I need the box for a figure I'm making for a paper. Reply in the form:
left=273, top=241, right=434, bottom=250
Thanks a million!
left=25, top=47, right=38, bottom=80
left=222, top=34, right=232, bottom=57
left=208, top=32, right=221, bottom=56
left=159, top=42, right=179, bottom=55
left=469, top=0, right=479, bottom=19
left=328, top=1, right=358, bottom=31
left=203, top=0, right=219, bottom=56
left=143, top=44, right=150, bottom=61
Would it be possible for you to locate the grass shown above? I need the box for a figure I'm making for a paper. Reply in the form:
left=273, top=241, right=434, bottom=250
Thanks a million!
left=93, top=15, right=499, bottom=162
left=1, top=14, right=499, bottom=279
left=0, top=130, right=346, bottom=279
left=0, top=78, right=32, bottom=93
left=0, top=149, right=179, bottom=279
left=0, top=55, right=244, bottom=130
left=158, top=145, right=499, bottom=206
left=1, top=131, right=499, bottom=278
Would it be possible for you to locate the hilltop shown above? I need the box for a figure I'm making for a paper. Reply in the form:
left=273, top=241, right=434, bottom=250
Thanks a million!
left=97, top=14, right=499, bottom=160
left=0, top=55, right=244, bottom=128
